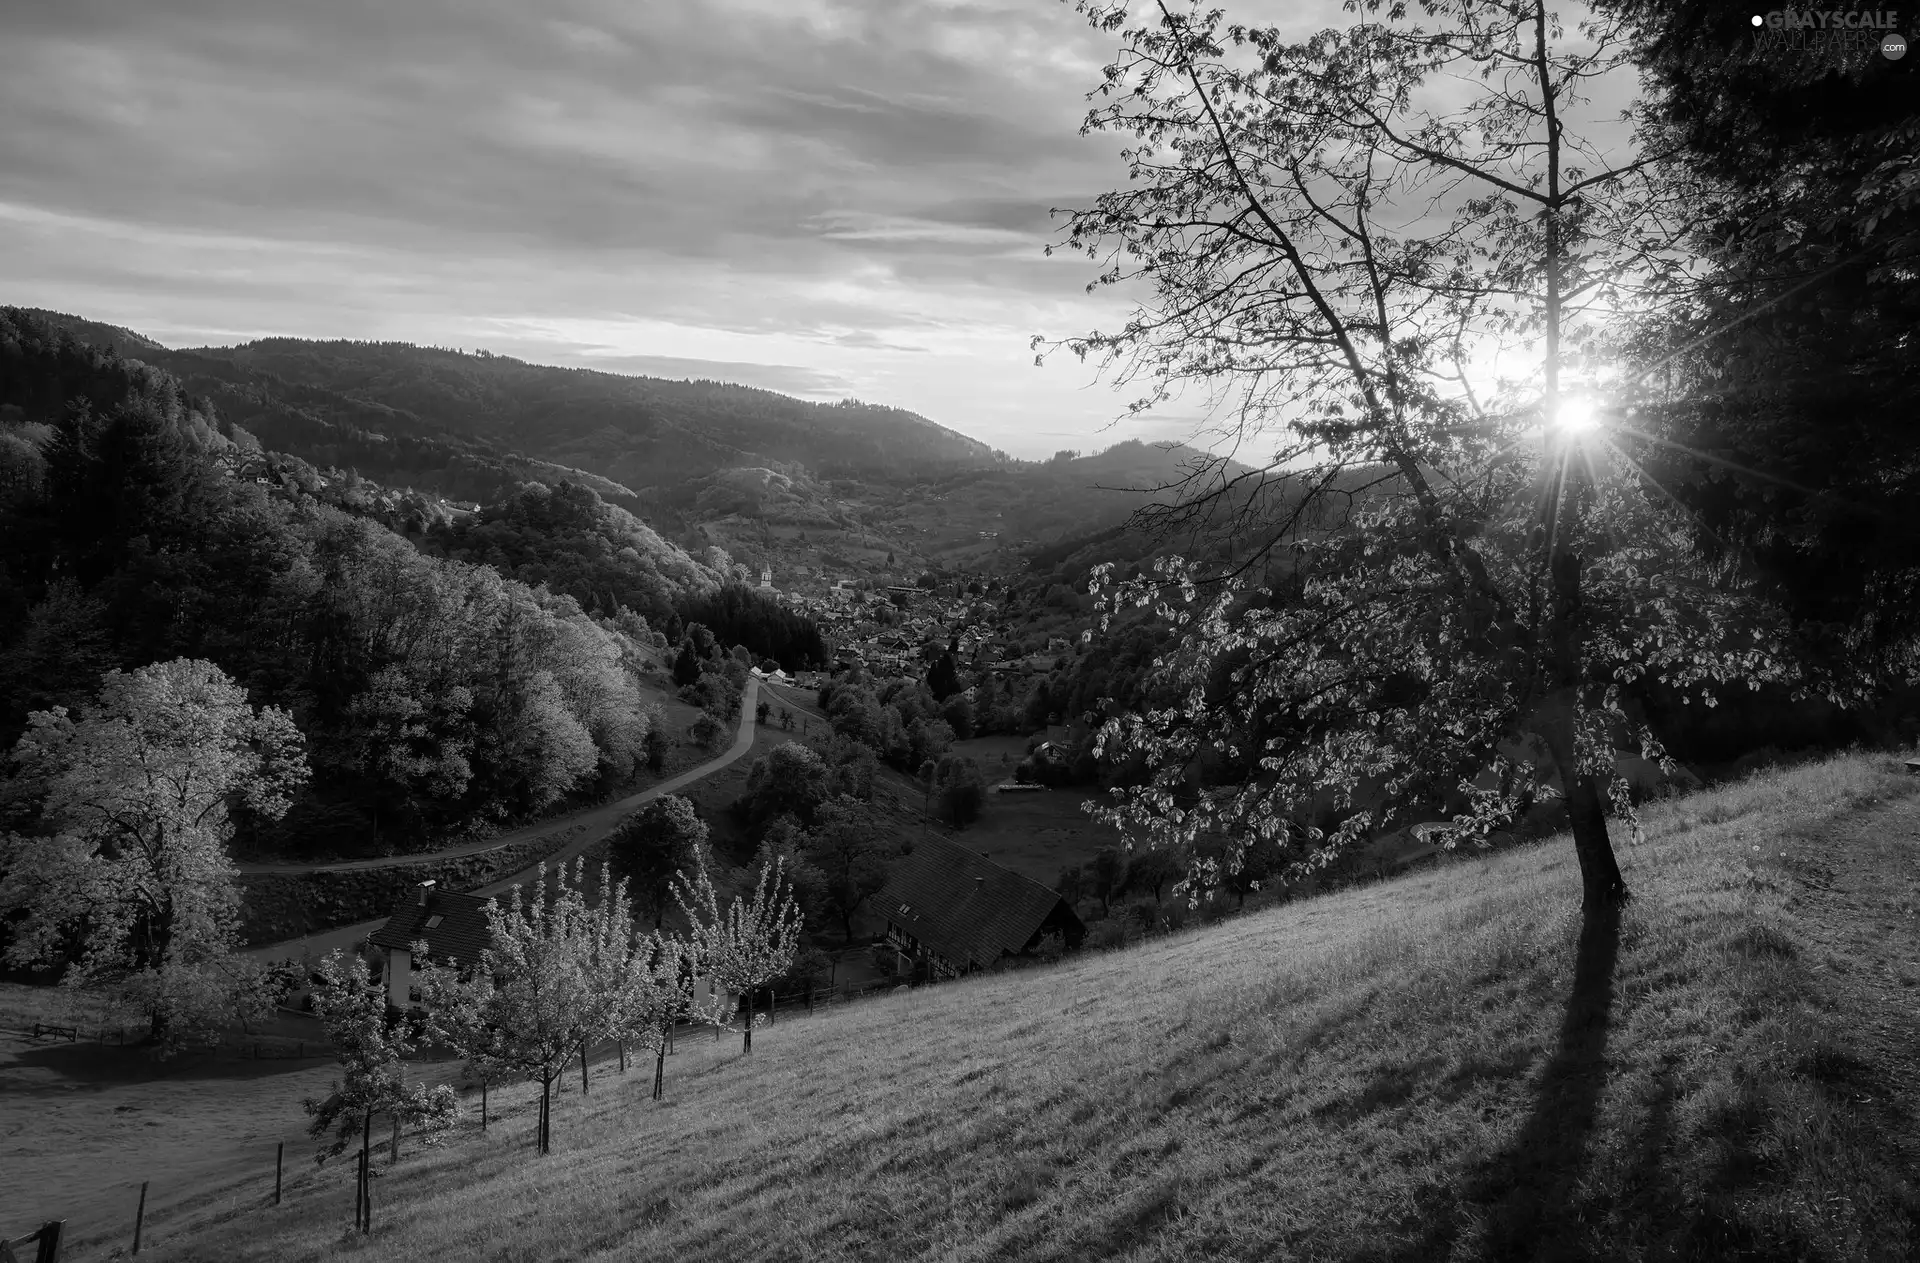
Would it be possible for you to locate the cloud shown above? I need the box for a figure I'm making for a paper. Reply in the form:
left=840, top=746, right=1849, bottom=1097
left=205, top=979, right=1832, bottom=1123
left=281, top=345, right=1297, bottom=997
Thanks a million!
left=0, top=0, right=1343, bottom=458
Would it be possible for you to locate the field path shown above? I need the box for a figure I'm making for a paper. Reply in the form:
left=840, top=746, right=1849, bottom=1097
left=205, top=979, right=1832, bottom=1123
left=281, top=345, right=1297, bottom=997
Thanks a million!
left=243, top=677, right=760, bottom=965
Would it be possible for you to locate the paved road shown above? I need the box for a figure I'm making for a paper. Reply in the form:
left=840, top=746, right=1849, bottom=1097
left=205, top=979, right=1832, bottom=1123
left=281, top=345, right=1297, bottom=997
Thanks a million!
left=246, top=677, right=761, bottom=964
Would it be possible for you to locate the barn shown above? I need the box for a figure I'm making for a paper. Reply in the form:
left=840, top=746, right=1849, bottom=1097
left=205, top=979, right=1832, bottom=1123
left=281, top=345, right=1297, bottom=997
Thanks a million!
left=877, top=836, right=1086, bottom=981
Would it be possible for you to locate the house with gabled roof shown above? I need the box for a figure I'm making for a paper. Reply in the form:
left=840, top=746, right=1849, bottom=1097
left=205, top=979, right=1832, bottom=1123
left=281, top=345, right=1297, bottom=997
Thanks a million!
left=877, top=836, right=1085, bottom=981
left=369, top=882, right=493, bottom=1010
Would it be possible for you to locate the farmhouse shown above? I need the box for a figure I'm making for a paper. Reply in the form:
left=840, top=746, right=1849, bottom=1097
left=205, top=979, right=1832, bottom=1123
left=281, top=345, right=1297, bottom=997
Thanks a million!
left=369, top=882, right=491, bottom=1009
left=877, top=836, right=1086, bottom=982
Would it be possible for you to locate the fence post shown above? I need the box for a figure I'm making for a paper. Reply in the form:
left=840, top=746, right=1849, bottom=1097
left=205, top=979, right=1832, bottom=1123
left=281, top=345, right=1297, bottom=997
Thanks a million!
left=275, top=1141, right=283, bottom=1205
left=32, top=1219, right=64, bottom=1263
left=131, top=1180, right=147, bottom=1255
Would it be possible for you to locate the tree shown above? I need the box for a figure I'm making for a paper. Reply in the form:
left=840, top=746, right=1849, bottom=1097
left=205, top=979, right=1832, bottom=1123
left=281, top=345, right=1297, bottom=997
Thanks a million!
left=940, top=693, right=975, bottom=740
left=607, top=795, right=712, bottom=929
left=414, top=860, right=600, bottom=1155
left=739, top=741, right=831, bottom=828
left=672, top=638, right=702, bottom=688
left=0, top=658, right=308, bottom=1052
left=301, top=951, right=460, bottom=1171
left=690, top=712, right=726, bottom=750
left=932, top=754, right=987, bottom=828
left=1123, top=846, right=1182, bottom=906
left=926, top=652, right=961, bottom=701
left=606, top=931, right=693, bottom=1102
left=643, top=706, right=671, bottom=774
left=1601, top=0, right=1920, bottom=689
left=1054, top=864, right=1086, bottom=908
left=755, top=699, right=770, bottom=726
left=1089, top=847, right=1127, bottom=920
left=672, top=852, right=804, bottom=1055
left=1196, top=829, right=1284, bottom=911
left=802, top=797, right=897, bottom=943
left=1047, top=0, right=1795, bottom=927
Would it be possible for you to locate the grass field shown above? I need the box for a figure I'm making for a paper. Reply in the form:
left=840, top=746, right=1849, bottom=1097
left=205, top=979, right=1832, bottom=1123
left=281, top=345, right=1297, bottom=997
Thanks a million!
left=30, top=749, right=1906, bottom=1261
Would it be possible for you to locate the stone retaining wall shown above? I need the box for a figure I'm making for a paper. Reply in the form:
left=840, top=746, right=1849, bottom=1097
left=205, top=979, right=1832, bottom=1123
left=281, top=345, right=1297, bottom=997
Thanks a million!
left=239, top=823, right=590, bottom=947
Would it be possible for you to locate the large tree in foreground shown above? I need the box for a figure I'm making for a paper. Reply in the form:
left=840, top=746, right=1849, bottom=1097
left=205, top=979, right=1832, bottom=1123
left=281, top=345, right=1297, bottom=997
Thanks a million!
left=0, top=658, right=307, bottom=1051
left=1044, top=0, right=1801, bottom=917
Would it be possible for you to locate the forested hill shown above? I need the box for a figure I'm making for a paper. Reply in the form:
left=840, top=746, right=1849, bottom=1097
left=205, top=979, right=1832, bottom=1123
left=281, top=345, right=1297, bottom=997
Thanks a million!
left=21, top=310, right=639, bottom=511
left=21, top=311, right=1005, bottom=501
left=0, top=308, right=819, bottom=863
left=190, top=335, right=1004, bottom=487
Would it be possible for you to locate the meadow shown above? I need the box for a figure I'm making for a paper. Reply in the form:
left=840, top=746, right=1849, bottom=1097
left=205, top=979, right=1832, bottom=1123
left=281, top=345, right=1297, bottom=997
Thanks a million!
left=21, top=749, right=1903, bottom=1261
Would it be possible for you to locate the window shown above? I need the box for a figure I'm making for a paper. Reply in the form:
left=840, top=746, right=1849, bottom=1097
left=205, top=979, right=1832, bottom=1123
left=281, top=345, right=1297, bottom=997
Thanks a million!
left=425, top=915, right=443, bottom=929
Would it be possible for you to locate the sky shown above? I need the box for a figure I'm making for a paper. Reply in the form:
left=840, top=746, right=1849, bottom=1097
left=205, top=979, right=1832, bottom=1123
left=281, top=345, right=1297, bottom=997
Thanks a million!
left=0, top=0, right=1649, bottom=461
left=2, top=0, right=1339, bottom=459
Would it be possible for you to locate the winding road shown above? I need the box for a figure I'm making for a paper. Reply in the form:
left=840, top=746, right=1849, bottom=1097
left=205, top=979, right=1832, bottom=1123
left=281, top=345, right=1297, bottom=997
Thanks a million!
left=245, top=677, right=762, bottom=964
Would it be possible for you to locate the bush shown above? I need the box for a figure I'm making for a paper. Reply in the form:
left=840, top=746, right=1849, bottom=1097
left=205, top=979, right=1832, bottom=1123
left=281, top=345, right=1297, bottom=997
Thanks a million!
left=1089, top=919, right=1128, bottom=951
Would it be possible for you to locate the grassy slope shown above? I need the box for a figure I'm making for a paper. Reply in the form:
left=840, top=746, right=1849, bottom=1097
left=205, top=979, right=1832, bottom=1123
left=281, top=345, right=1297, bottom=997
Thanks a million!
left=121, top=753, right=1920, bottom=1261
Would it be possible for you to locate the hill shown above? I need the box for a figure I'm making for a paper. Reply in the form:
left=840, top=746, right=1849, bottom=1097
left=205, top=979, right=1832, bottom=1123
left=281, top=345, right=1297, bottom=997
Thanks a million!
left=22, top=311, right=1277, bottom=595
left=98, top=751, right=1920, bottom=1262
left=188, top=336, right=1005, bottom=488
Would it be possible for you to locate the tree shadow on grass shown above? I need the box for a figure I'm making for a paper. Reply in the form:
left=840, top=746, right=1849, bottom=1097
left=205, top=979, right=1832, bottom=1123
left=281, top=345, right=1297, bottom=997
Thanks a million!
left=1350, top=903, right=1624, bottom=1263
left=1466, top=900, right=1624, bottom=1262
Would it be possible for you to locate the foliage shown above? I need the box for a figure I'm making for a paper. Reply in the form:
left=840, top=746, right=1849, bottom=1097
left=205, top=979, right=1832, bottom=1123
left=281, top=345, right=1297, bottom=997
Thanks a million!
left=1047, top=0, right=1806, bottom=914
left=608, top=795, right=712, bottom=930
left=932, top=754, right=987, bottom=828
left=301, top=950, right=460, bottom=1164
left=799, top=797, right=898, bottom=943
left=0, top=658, right=306, bottom=1051
left=413, top=859, right=604, bottom=1154
left=1599, top=1, right=1920, bottom=686
left=0, top=313, right=685, bottom=859
left=739, top=742, right=832, bottom=830
left=677, top=583, right=826, bottom=670
left=690, top=712, right=727, bottom=751
left=672, top=850, right=804, bottom=1054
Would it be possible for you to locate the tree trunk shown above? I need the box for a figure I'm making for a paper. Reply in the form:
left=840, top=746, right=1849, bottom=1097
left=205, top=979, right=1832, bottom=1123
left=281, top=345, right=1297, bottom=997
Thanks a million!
left=1543, top=547, right=1629, bottom=916
left=580, top=1043, right=589, bottom=1095
left=653, top=1045, right=665, bottom=1100
left=539, top=1076, right=552, bottom=1154
left=481, top=1080, right=488, bottom=1133
left=389, top=1113, right=399, bottom=1164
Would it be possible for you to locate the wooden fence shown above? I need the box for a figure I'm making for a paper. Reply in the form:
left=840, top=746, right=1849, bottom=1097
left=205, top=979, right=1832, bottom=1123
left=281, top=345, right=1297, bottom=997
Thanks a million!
left=0, top=1219, right=63, bottom=1263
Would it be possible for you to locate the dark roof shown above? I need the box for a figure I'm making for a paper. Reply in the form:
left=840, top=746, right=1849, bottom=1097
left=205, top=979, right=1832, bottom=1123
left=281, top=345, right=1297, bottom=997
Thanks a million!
left=878, top=835, right=1084, bottom=971
left=370, top=891, right=493, bottom=967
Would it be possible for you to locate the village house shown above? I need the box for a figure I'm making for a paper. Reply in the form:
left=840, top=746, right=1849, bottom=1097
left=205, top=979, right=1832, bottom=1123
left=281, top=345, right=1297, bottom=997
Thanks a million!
left=876, top=836, right=1086, bottom=982
left=369, top=882, right=491, bottom=1009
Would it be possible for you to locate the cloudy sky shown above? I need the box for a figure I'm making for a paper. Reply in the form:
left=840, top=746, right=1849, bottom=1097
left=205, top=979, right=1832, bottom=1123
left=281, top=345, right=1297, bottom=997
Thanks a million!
left=0, top=0, right=1350, bottom=458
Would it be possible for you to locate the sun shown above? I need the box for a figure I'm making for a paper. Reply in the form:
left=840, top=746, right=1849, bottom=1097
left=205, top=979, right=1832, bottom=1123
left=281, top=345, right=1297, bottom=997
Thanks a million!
left=1554, top=396, right=1600, bottom=433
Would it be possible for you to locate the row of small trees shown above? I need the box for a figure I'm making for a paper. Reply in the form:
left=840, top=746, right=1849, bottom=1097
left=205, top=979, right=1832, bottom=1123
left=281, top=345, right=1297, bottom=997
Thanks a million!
left=304, top=851, right=803, bottom=1168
